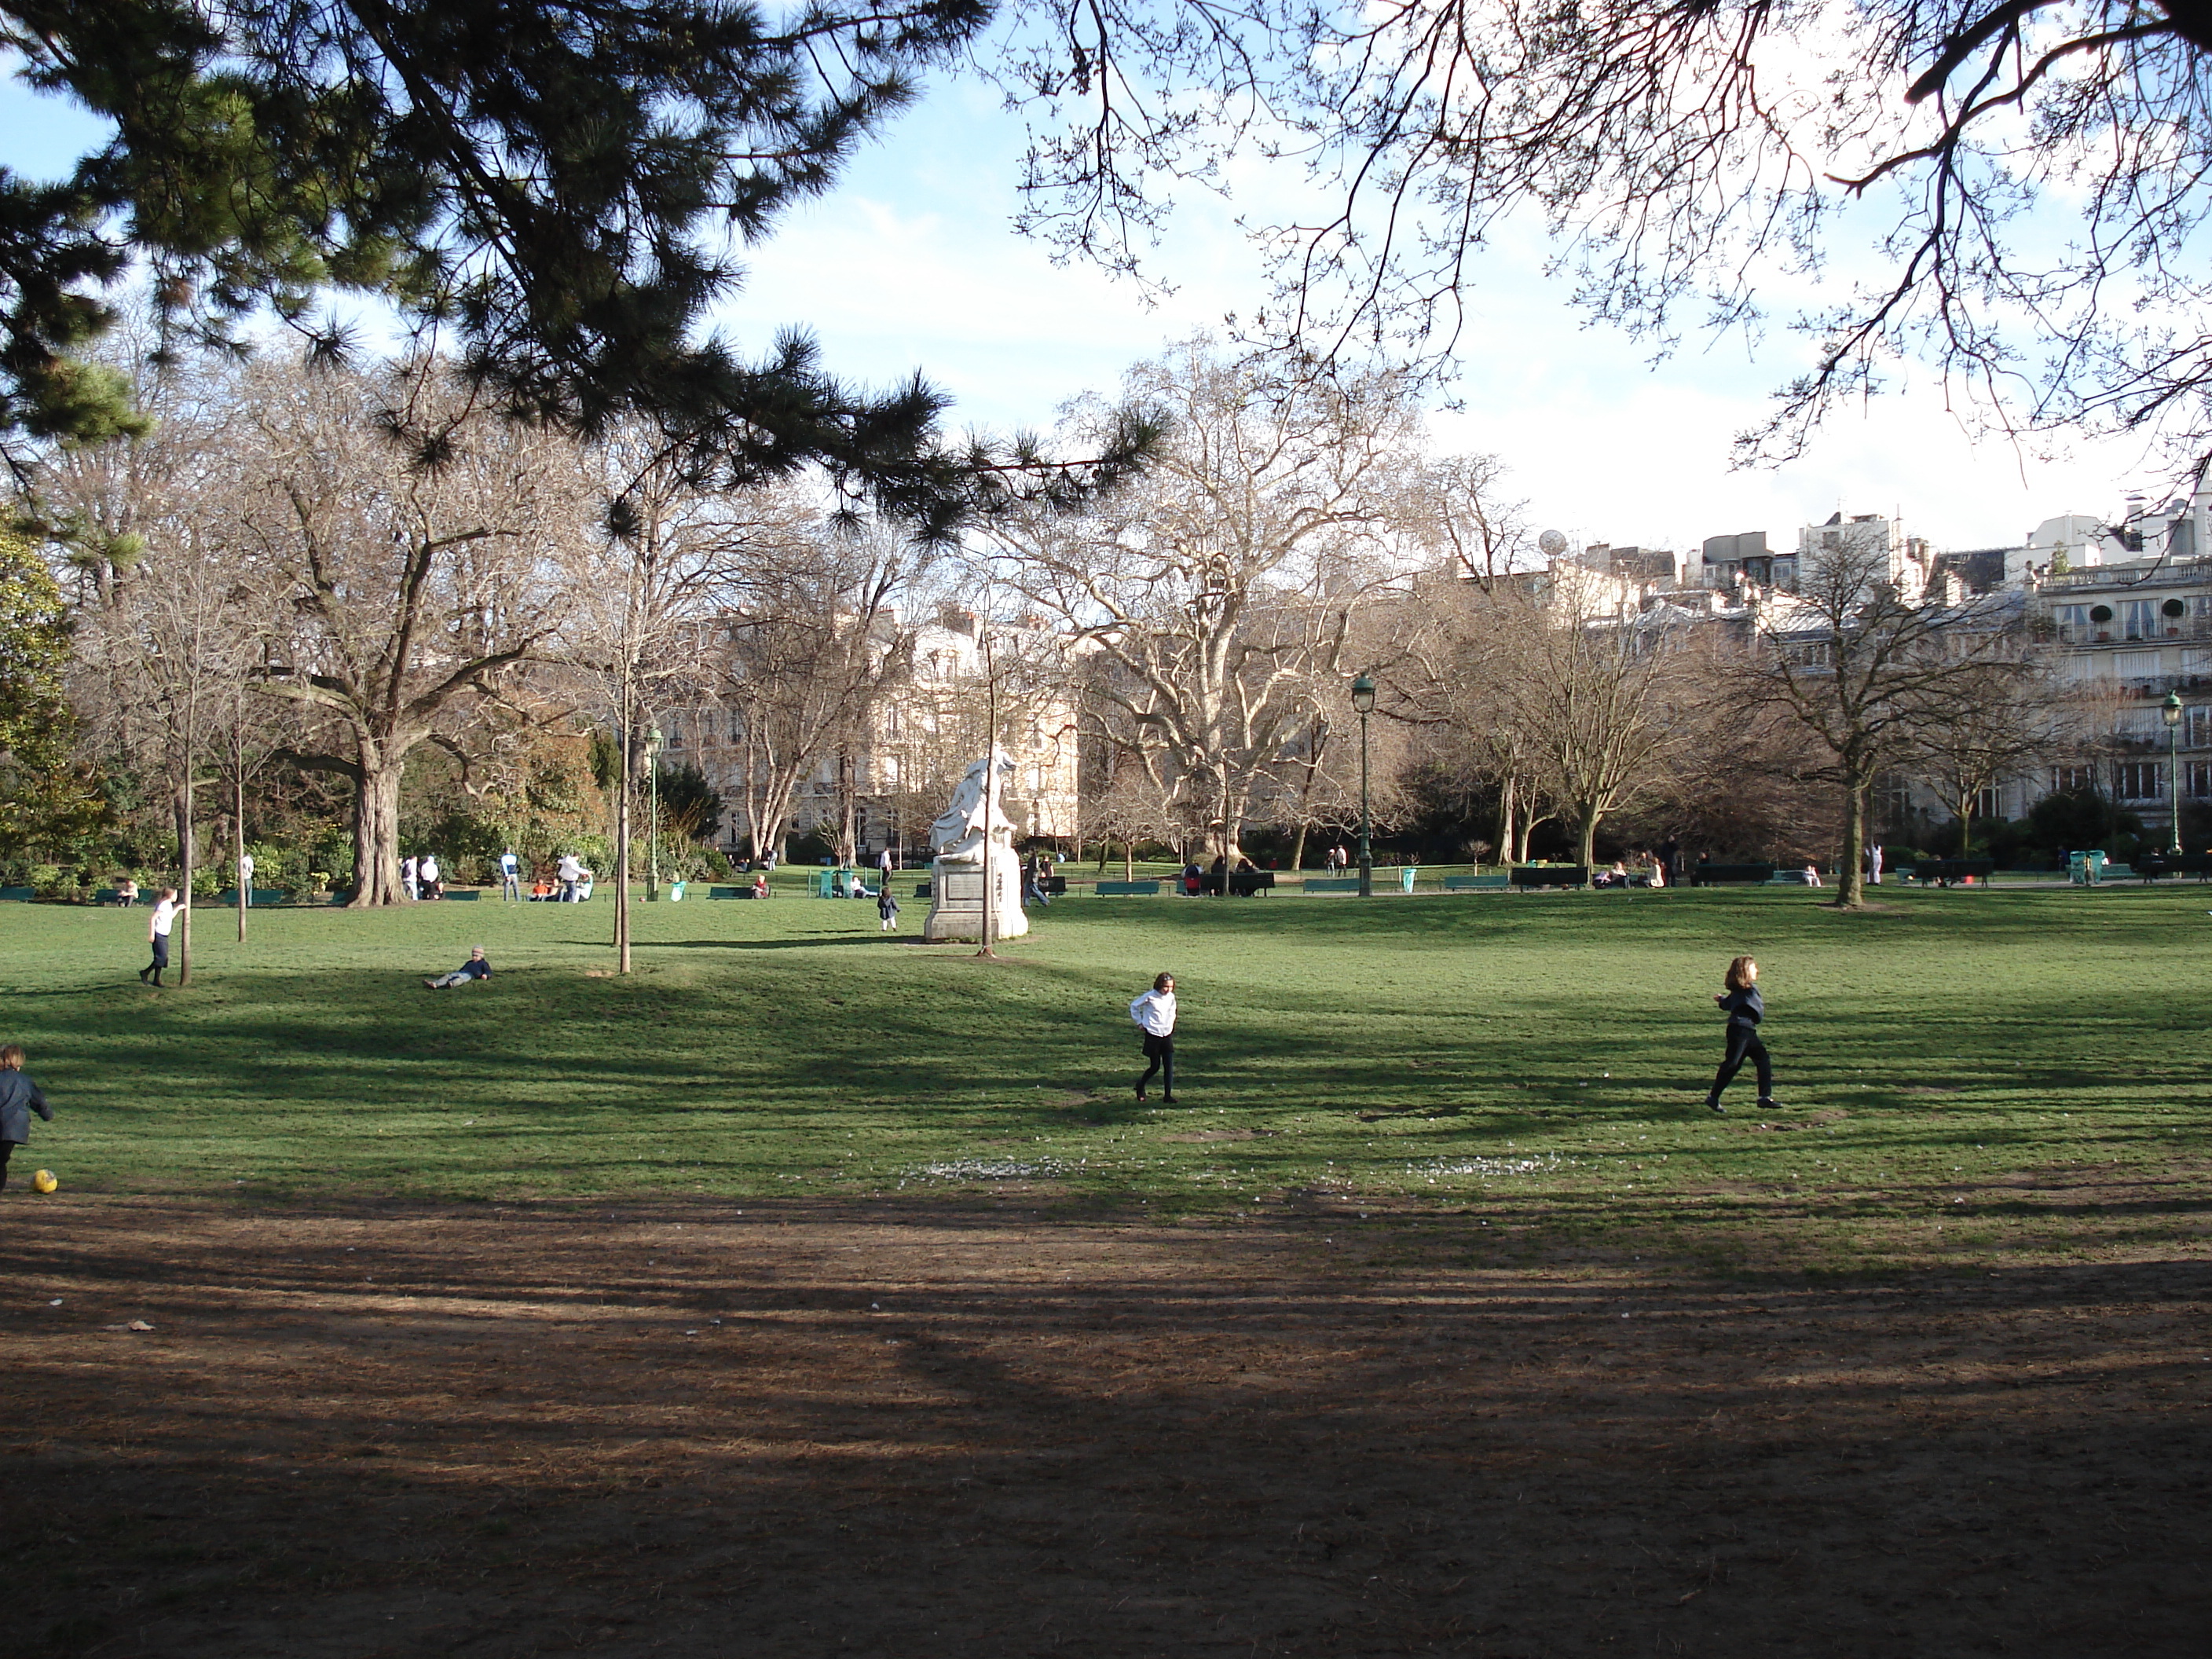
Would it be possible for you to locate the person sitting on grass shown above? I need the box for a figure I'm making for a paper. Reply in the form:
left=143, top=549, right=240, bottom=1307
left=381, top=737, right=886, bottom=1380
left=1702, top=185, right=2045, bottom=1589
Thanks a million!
left=424, top=947, right=493, bottom=990
left=0, top=1043, right=54, bottom=1193
left=752, top=872, right=769, bottom=899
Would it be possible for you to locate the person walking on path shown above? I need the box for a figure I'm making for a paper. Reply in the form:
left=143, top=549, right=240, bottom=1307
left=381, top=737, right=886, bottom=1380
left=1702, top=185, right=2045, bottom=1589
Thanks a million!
left=1130, top=972, right=1178, bottom=1104
left=237, top=850, right=255, bottom=905
left=499, top=848, right=521, bottom=901
left=1866, top=843, right=1884, bottom=885
left=877, top=888, right=899, bottom=932
left=401, top=855, right=419, bottom=901
left=139, top=888, right=181, bottom=987
left=424, top=947, right=493, bottom=989
left=1705, top=955, right=1776, bottom=1115
left=0, top=1044, right=54, bottom=1193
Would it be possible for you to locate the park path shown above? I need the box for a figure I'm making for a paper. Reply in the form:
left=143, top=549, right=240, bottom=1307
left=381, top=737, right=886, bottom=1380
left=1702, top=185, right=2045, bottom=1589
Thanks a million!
left=4, top=1195, right=2207, bottom=1657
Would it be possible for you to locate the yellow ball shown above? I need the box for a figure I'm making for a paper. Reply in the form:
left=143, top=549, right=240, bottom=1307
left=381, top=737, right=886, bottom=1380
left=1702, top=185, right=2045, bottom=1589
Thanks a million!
left=31, top=1169, right=57, bottom=1194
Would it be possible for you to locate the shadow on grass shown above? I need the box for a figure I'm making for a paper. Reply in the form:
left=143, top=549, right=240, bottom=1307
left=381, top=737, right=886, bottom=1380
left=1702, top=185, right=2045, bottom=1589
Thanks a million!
left=7, top=1198, right=2207, bottom=1657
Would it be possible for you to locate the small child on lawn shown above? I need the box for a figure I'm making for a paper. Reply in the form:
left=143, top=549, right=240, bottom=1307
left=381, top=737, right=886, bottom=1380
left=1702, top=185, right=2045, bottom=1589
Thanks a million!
left=0, top=1044, right=55, bottom=1192
left=1705, top=955, right=1776, bottom=1114
left=878, top=888, right=899, bottom=932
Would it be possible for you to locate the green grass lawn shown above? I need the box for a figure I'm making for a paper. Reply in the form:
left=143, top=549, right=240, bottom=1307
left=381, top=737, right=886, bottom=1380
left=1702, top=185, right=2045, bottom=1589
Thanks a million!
left=4, top=882, right=2207, bottom=1273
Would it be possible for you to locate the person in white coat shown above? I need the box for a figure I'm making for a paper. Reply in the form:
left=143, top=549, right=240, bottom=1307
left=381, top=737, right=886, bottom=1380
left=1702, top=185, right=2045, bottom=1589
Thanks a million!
left=1129, top=972, right=1178, bottom=1104
left=237, top=850, right=255, bottom=906
left=1866, top=843, right=1884, bottom=885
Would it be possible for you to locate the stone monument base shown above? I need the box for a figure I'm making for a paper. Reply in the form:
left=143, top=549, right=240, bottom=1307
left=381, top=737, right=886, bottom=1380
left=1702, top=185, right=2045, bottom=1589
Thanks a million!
left=923, top=855, right=1028, bottom=943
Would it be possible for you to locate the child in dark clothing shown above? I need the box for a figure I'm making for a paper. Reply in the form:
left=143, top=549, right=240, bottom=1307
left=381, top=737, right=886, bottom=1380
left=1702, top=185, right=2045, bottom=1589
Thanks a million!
left=424, top=947, right=493, bottom=989
left=0, top=1044, right=54, bottom=1192
left=1705, top=955, right=1775, bottom=1114
left=878, top=889, right=900, bottom=932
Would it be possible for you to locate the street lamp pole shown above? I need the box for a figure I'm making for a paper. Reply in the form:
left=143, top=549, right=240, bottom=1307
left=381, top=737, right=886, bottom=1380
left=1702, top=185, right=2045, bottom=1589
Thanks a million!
left=2163, top=690, right=2183, bottom=855
left=1351, top=675, right=1376, bottom=898
left=646, top=723, right=664, bottom=899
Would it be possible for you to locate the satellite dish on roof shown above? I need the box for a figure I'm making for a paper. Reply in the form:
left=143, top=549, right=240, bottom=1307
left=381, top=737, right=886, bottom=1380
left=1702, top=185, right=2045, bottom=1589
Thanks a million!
left=1537, top=529, right=1568, bottom=557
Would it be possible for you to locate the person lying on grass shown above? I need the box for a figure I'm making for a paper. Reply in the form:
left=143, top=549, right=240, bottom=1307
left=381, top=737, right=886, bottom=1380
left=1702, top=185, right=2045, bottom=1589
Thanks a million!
left=424, top=947, right=493, bottom=991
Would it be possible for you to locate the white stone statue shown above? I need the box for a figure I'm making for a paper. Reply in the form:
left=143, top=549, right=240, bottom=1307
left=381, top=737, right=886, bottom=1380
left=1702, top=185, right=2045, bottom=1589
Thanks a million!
left=930, top=748, right=1018, bottom=862
left=924, top=747, right=1027, bottom=941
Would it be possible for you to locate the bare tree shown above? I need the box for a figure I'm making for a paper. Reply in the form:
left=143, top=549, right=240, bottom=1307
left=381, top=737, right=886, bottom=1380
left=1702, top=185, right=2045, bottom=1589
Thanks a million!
left=562, top=428, right=774, bottom=969
left=1739, top=542, right=2030, bottom=906
left=1000, top=2, right=2212, bottom=470
left=242, top=357, right=593, bottom=906
left=1911, top=654, right=2069, bottom=857
left=987, top=342, right=1424, bottom=862
left=717, top=520, right=928, bottom=862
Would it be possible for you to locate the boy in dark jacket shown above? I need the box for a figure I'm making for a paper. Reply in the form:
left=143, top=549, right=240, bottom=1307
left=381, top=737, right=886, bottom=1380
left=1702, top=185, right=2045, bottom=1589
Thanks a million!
left=1705, top=955, right=1777, bottom=1114
left=0, top=1044, right=54, bottom=1192
left=424, top=947, right=493, bottom=989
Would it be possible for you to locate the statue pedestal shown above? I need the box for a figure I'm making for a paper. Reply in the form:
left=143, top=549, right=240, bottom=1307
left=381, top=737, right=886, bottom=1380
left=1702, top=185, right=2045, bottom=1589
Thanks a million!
left=924, top=852, right=1028, bottom=943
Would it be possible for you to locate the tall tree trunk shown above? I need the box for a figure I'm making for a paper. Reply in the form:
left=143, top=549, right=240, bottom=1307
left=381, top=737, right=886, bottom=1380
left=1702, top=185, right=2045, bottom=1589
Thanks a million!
left=1499, top=775, right=1518, bottom=870
left=1289, top=821, right=1309, bottom=870
left=349, top=759, right=407, bottom=906
left=1835, top=778, right=1869, bottom=908
left=616, top=720, right=634, bottom=973
left=1124, top=840, right=1134, bottom=881
left=234, top=749, right=247, bottom=943
left=174, top=780, right=194, bottom=985
left=1578, top=807, right=1599, bottom=870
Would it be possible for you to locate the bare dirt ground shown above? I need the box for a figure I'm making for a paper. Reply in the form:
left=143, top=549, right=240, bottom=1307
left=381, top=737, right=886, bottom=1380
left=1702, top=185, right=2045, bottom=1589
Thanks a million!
left=5, top=1196, right=2207, bottom=1657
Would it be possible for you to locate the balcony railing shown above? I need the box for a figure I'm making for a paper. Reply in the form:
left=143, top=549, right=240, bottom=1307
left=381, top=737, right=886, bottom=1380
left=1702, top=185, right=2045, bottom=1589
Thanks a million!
left=2046, top=558, right=2212, bottom=591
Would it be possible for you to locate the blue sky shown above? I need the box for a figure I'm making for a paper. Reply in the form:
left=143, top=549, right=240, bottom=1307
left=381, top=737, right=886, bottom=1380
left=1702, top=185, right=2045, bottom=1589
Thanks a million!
left=2, top=60, right=2163, bottom=554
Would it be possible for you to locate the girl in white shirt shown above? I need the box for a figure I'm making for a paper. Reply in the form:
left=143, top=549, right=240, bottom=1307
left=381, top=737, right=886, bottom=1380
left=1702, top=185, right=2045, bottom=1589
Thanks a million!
left=1129, top=972, right=1178, bottom=1103
left=141, top=888, right=181, bottom=987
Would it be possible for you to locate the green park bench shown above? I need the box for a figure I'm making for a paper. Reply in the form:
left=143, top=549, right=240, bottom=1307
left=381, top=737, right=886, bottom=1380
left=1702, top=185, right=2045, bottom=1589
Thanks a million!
left=1511, top=866, right=1588, bottom=889
left=0, top=886, right=35, bottom=901
left=1443, top=873, right=1510, bottom=890
left=442, top=888, right=482, bottom=900
left=1689, top=862, right=1775, bottom=886
left=93, top=889, right=152, bottom=906
left=708, top=884, right=753, bottom=899
left=215, top=888, right=291, bottom=906
left=1300, top=877, right=1361, bottom=892
left=1094, top=880, right=1161, bottom=895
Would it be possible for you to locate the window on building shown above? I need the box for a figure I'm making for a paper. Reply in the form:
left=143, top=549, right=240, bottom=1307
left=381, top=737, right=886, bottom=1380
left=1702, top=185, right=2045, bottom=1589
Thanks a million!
left=2188, top=760, right=2212, bottom=800
left=2121, top=599, right=2158, bottom=640
left=2116, top=760, right=2164, bottom=800
left=2113, top=651, right=2163, bottom=683
left=2053, top=765, right=2097, bottom=794
left=2054, top=603, right=2089, bottom=642
left=2160, top=597, right=2189, bottom=636
left=2190, top=706, right=2212, bottom=749
left=1974, top=786, right=2002, bottom=820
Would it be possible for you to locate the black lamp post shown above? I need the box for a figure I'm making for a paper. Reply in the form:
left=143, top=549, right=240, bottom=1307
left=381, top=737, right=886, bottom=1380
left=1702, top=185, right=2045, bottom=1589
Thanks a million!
left=1351, top=675, right=1375, bottom=897
left=2164, top=690, right=2184, bottom=855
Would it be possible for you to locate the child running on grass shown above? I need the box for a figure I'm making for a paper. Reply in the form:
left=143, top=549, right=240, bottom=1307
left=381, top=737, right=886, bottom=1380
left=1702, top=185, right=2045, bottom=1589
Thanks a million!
left=1705, top=955, right=1776, bottom=1115
left=877, top=887, right=899, bottom=932
left=0, top=1044, right=54, bottom=1193
left=1130, top=972, right=1178, bottom=1104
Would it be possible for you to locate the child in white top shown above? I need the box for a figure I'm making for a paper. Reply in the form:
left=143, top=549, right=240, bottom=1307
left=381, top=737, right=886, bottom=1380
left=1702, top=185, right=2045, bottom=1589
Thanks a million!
left=1129, top=973, right=1178, bottom=1103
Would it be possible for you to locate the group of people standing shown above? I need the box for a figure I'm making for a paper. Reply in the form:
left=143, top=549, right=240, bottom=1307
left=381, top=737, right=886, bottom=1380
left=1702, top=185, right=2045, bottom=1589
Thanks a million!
left=399, top=853, right=445, bottom=900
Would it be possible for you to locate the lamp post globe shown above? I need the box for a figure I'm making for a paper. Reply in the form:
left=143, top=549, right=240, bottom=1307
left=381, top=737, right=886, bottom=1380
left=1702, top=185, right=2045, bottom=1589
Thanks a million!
left=2164, top=691, right=2184, bottom=855
left=1350, top=676, right=1376, bottom=897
